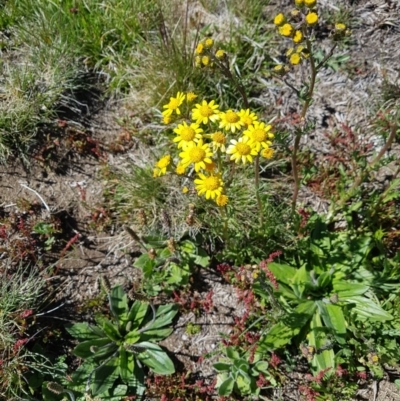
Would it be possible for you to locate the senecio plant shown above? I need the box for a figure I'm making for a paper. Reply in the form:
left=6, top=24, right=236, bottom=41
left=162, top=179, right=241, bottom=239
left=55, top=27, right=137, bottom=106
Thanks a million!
left=155, top=38, right=275, bottom=225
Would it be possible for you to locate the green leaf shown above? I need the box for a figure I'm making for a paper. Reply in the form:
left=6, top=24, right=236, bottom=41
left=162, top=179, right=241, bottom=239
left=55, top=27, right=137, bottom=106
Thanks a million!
left=65, top=322, right=104, bottom=341
left=333, top=282, right=369, bottom=297
left=309, top=311, right=335, bottom=373
left=268, top=262, right=297, bottom=285
left=142, top=303, right=178, bottom=331
left=319, top=303, right=347, bottom=345
left=134, top=254, right=156, bottom=277
left=226, top=346, right=240, bottom=360
left=73, top=338, right=111, bottom=359
left=92, top=356, right=119, bottom=395
left=127, top=300, right=148, bottom=330
left=218, top=377, right=235, bottom=396
left=110, top=285, right=129, bottom=325
left=193, top=248, right=210, bottom=267
left=103, top=319, right=122, bottom=342
left=341, top=295, right=393, bottom=321
left=119, top=346, right=134, bottom=384
left=253, top=360, right=269, bottom=374
left=214, top=362, right=232, bottom=372
left=136, top=342, right=175, bottom=374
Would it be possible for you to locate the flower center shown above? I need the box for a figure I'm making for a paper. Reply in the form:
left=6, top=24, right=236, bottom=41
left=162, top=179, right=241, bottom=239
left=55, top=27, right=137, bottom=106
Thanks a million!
left=212, top=132, right=226, bottom=144
left=225, top=111, right=240, bottom=123
left=181, top=127, right=196, bottom=141
left=252, top=129, right=267, bottom=142
left=199, top=105, right=214, bottom=117
left=236, top=143, right=251, bottom=155
left=189, top=147, right=206, bottom=163
left=168, top=98, right=179, bottom=110
left=204, top=176, right=220, bottom=190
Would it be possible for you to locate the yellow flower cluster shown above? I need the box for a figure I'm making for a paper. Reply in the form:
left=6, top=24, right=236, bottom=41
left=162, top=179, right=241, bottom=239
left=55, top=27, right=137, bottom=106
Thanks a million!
left=273, top=0, right=320, bottom=73
left=194, top=37, right=226, bottom=69
left=156, top=92, right=275, bottom=206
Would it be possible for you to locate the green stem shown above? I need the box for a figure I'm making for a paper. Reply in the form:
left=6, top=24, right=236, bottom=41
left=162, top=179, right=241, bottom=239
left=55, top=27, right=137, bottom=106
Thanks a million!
left=291, top=37, right=317, bottom=213
left=255, top=155, right=263, bottom=226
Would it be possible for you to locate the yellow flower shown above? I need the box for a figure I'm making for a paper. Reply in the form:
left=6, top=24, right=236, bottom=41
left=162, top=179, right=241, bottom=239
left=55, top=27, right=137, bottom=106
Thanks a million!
left=335, top=23, right=346, bottom=32
left=201, top=56, right=210, bottom=66
left=162, top=92, right=185, bottom=117
left=192, top=100, right=220, bottom=125
left=238, top=109, right=258, bottom=127
left=293, top=30, right=303, bottom=43
left=290, top=53, right=302, bottom=65
left=296, top=45, right=310, bottom=58
left=306, top=12, right=318, bottom=25
left=186, top=92, right=197, bottom=102
left=216, top=194, right=228, bottom=206
left=210, top=131, right=226, bottom=153
left=304, top=0, right=316, bottom=7
left=153, top=155, right=171, bottom=177
left=163, top=114, right=172, bottom=124
left=286, top=47, right=295, bottom=57
left=176, top=162, right=186, bottom=175
left=273, top=64, right=288, bottom=75
left=205, top=38, right=214, bottom=48
left=179, top=139, right=213, bottom=172
left=215, top=49, right=226, bottom=59
left=226, top=136, right=258, bottom=164
left=261, top=147, right=274, bottom=159
left=173, top=122, right=203, bottom=149
left=279, top=23, right=294, bottom=37
left=244, top=122, right=274, bottom=152
left=295, top=0, right=304, bottom=6
left=195, top=56, right=201, bottom=67
left=195, top=43, right=204, bottom=54
left=273, top=13, right=286, bottom=26
left=194, top=173, right=224, bottom=200
left=219, top=110, right=244, bottom=133
left=182, top=186, right=189, bottom=194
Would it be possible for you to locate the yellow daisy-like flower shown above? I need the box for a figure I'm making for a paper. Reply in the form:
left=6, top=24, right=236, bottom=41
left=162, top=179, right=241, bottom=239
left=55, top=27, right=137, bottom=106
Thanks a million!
left=194, top=173, right=224, bottom=200
left=210, top=131, right=226, bottom=153
left=176, top=162, right=186, bottom=175
left=295, top=0, right=304, bottom=6
left=238, top=109, right=258, bottom=128
left=179, top=139, right=213, bottom=172
left=186, top=92, right=197, bottom=102
left=162, top=92, right=185, bottom=117
left=216, top=194, right=228, bottom=207
left=305, top=0, right=316, bottom=7
left=261, top=147, right=274, bottom=159
left=219, top=110, right=244, bottom=133
left=226, top=136, right=258, bottom=164
left=273, top=13, right=286, bottom=26
left=296, top=45, right=310, bottom=58
left=192, top=100, right=220, bottom=125
left=335, top=23, right=346, bottom=32
left=279, top=23, right=294, bottom=37
left=293, top=30, right=303, bottom=43
left=195, top=43, right=204, bottom=54
left=182, top=186, right=189, bottom=194
left=306, top=12, right=318, bottom=25
left=205, top=38, right=214, bottom=48
left=244, top=122, right=274, bottom=152
left=153, top=155, right=171, bottom=177
left=202, top=56, right=210, bottom=66
left=215, top=49, right=226, bottom=59
left=173, top=122, right=203, bottom=149
left=163, top=114, right=172, bottom=124
left=290, top=53, right=302, bottom=65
